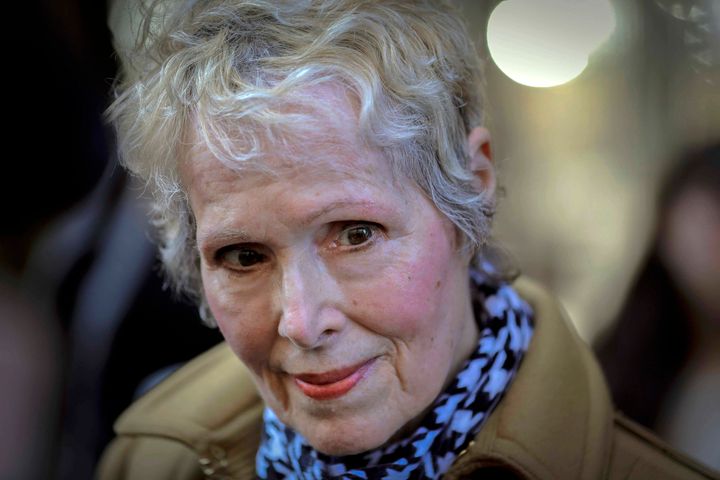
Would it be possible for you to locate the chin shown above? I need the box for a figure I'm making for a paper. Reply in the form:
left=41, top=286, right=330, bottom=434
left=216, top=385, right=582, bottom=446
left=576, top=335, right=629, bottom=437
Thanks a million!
left=303, top=419, right=395, bottom=457
left=309, top=437, right=379, bottom=457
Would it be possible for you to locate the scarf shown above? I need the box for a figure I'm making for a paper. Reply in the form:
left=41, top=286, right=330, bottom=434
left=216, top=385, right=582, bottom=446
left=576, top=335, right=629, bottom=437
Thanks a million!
left=256, top=277, right=534, bottom=479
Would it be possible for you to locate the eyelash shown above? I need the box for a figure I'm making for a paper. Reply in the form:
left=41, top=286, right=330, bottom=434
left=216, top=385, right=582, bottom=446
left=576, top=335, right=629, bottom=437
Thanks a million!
left=214, top=222, right=383, bottom=272
left=332, top=222, right=381, bottom=250
left=215, top=244, right=268, bottom=272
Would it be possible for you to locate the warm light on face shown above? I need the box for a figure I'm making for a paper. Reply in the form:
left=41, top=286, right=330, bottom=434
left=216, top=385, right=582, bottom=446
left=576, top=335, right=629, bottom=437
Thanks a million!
left=181, top=86, right=480, bottom=456
left=487, top=0, right=616, bottom=88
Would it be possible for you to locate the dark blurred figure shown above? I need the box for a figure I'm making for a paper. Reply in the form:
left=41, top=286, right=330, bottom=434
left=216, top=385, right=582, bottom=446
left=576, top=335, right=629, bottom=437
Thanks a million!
left=0, top=269, right=63, bottom=479
left=2, top=1, right=111, bottom=478
left=596, top=142, right=720, bottom=470
left=2, top=2, right=223, bottom=479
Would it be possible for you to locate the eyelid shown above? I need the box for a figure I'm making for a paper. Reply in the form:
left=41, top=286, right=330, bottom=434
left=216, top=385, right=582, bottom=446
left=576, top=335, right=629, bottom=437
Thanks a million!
left=215, top=244, right=269, bottom=270
left=331, top=221, right=383, bottom=249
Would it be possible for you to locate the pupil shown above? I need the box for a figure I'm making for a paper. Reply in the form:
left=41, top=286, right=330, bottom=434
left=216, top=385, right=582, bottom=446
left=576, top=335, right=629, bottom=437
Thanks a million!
left=348, top=226, right=371, bottom=245
left=238, top=250, right=262, bottom=267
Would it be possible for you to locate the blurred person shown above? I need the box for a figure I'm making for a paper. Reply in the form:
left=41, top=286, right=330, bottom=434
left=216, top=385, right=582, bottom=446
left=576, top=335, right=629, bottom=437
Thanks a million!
left=1, top=1, right=111, bottom=477
left=98, top=0, right=718, bottom=478
left=0, top=271, right=62, bottom=480
left=2, top=3, right=224, bottom=479
left=597, top=143, right=720, bottom=470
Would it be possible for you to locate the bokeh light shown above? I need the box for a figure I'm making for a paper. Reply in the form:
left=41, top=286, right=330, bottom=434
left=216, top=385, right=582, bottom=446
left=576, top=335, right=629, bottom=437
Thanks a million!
left=487, top=0, right=616, bottom=88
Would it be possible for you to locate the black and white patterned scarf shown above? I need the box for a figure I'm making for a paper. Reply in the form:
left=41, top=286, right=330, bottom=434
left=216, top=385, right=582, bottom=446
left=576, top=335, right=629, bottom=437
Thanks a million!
left=256, top=276, right=534, bottom=479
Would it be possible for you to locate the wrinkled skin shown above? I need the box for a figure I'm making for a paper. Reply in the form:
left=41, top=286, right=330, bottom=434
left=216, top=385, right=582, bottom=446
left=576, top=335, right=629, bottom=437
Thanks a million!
left=181, top=87, right=492, bottom=455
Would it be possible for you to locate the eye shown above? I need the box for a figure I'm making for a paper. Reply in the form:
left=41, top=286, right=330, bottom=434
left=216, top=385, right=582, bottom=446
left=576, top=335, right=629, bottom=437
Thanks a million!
left=337, top=223, right=376, bottom=247
left=217, top=246, right=267, bottom=270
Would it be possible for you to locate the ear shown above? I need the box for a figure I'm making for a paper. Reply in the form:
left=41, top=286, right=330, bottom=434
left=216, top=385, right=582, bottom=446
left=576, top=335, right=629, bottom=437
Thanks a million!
left=467, top=127, right=495, bottom=197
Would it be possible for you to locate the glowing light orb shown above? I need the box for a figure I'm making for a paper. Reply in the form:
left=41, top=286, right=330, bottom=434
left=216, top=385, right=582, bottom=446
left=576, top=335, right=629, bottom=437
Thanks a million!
left=487, top=0, right=616, bottom=88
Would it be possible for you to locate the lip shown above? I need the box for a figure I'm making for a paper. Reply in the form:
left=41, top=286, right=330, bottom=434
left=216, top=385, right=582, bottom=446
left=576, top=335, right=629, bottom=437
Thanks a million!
left=292, top=358, right=376, bottom=400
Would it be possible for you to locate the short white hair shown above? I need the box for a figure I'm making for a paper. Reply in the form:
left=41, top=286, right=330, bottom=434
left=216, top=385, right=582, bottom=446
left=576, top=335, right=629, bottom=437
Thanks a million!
left=108, top=0, right=493, bottom=325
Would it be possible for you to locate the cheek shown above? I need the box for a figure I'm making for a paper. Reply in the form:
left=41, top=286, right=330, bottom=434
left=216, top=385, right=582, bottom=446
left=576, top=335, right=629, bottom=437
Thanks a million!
left=203, top=271, right=276, bottom=371
left=349, top=223, right=458, bottom=340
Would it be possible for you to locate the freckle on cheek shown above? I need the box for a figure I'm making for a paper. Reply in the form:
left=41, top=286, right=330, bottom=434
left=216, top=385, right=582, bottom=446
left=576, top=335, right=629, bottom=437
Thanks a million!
left=435, top=280, right=441, bottom=289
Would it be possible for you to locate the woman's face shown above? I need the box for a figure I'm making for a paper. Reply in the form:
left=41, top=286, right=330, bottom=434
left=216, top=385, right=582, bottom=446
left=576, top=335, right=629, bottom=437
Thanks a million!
left=181, top=91, right=480, bottom=456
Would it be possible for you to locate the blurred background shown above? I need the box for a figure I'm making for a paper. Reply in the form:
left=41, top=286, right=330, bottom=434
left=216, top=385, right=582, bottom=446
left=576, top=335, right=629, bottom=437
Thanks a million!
left=1, top=0, right=718, bottom=478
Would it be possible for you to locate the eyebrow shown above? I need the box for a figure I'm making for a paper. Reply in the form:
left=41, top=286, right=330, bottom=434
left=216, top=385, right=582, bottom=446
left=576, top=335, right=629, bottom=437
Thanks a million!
left=197, top=228, right=252, bottom=250
left=198, top=199, right=385, bottom=248
left=297, top=200, right=380, bottom=227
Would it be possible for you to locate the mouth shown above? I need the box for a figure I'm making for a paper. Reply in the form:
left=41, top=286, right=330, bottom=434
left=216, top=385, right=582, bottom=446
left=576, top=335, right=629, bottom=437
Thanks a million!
left=292, top=358, right=376, bottom=400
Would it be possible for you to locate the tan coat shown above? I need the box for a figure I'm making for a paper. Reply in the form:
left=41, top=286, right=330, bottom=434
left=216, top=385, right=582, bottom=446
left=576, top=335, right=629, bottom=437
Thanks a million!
left=98, top=279, right=718, bottom=479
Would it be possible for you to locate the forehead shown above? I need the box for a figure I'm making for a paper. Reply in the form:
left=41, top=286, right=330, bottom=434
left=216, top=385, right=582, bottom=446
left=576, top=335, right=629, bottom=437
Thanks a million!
left=181, top=97, right=418, bottom=248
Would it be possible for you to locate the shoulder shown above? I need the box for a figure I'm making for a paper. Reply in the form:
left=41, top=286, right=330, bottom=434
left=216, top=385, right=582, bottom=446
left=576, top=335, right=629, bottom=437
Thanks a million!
left=607, top=413, right=718, bottom=480
left=447, top=277, right=718, bottom=480
left=97, top=342, right=263, bottom=480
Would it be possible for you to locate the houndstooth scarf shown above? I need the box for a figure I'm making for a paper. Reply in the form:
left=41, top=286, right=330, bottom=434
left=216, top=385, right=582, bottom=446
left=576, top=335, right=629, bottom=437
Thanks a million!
left=256, top=276, right=534, bottom=479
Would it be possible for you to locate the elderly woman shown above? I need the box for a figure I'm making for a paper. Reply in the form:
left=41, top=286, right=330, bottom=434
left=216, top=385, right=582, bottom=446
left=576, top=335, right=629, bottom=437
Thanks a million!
left=99, top=1, right=716, bottom=479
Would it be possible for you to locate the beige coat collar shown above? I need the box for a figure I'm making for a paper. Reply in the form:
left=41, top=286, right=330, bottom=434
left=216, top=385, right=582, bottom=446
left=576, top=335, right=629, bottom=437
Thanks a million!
left=446, top=278, right=615, bottom=479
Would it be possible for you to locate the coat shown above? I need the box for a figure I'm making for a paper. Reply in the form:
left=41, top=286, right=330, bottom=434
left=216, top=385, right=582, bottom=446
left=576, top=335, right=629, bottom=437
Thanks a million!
left=97, top=278, right=719, bottom=479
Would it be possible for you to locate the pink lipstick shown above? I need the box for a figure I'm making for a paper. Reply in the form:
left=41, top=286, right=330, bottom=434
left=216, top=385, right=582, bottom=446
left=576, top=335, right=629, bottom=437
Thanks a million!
left=293, top=359, right=375, bottom=400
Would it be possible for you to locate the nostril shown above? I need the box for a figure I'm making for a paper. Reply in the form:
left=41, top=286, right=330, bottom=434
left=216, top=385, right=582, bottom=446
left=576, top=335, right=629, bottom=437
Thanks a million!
left=317, top=328, right=336, bottom=343
left=278, top=310, right=318, bottom=349
left=278, top=265, right=343, bottom=349
left=278, top=309, right=342, bottom=350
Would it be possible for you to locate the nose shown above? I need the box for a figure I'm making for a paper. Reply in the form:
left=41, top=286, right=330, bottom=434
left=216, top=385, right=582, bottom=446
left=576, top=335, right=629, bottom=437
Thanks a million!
left=277, top=256, right=344, bottom=349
